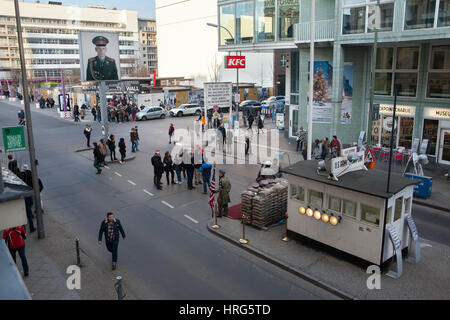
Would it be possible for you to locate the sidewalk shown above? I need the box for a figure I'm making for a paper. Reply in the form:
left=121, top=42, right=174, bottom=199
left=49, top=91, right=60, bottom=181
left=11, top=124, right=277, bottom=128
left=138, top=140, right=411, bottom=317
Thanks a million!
left=18, top=213, right=137, bottom=300
left=207, top=218, right=450, bottom=300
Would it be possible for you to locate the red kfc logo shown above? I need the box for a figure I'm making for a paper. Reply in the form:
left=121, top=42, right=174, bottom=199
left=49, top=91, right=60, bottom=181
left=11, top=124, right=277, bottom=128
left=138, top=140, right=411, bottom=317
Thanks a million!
left=226, top=56, right=246, bottom=69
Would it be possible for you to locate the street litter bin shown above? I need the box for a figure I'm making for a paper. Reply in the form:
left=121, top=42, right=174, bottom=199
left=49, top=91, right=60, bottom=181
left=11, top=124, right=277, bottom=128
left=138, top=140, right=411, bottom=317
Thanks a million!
left=404, top=173, right=432, bottom=198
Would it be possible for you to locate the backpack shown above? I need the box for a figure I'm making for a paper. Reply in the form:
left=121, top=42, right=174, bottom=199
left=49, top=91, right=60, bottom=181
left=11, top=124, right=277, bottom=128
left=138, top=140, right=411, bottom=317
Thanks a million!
left=6, top=228, right=25, bottom=249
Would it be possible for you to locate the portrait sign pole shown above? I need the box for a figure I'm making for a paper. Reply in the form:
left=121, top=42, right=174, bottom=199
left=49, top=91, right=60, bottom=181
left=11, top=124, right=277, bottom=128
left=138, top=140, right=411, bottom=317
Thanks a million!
left=99, top=81, right=109, bottom=140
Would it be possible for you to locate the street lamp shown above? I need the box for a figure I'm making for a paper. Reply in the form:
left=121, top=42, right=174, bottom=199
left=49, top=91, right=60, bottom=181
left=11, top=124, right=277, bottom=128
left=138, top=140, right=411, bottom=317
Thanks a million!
left=207, top=22, right=240, bottom=124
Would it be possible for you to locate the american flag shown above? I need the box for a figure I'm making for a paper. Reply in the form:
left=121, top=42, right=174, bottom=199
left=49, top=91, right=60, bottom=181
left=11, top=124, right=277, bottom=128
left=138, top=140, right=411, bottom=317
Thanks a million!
left=208, top=167, right=216, bottom=214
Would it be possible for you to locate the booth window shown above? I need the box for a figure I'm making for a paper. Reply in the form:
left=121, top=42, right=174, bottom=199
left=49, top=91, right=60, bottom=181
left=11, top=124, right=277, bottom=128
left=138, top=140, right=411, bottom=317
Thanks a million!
left=328, top=196, right=342, bottom=212
left=405, top=197, right=412, bottom=215
left=385, top=206, right=392, bottom=224
left=394, top=197, right=403, bottom=222
left=308, top=190, right=323, bottom=209
left=290, top=185, right=305, bottom=201
left=427, top=45, right=450, bottom=99
left=343, top=199, right=357, bottom=217
left=361, top=204, right=380, bottom=226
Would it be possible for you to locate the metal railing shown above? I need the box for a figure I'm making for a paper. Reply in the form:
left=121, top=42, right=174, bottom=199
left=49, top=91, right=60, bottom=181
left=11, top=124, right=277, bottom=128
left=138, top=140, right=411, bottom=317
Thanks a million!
left=295, top=19, right=335, bottom=43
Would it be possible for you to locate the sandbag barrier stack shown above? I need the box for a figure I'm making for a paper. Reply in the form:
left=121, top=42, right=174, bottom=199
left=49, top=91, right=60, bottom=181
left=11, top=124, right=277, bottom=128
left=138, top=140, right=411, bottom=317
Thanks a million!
left=240, top=179, right=289, bottom=229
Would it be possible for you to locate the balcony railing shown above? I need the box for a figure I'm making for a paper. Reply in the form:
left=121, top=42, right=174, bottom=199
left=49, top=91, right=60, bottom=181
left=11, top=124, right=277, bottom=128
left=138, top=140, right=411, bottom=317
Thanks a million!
left=295, top=19, right=335, bottom=43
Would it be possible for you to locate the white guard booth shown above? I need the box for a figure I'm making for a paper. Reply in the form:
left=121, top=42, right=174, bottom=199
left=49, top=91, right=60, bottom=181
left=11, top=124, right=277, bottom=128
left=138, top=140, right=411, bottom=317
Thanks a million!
left=281, top=154, right=422, bottom=278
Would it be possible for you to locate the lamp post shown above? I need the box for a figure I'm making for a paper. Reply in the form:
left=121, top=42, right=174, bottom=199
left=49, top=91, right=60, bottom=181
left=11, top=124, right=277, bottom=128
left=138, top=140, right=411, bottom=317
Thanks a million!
left=307, top=0, right=316, bottom=160
left=207, top=22, right=240, bottom=124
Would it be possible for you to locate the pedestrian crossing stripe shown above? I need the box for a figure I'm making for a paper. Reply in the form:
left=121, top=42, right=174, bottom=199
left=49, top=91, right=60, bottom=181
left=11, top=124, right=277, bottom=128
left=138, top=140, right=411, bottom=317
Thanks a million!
left=365, top=148, right=375, bottom=163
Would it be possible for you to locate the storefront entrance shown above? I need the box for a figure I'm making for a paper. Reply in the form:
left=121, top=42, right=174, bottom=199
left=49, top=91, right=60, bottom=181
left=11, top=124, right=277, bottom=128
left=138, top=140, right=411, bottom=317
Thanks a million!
left=439, top=130, right=450, bottom=165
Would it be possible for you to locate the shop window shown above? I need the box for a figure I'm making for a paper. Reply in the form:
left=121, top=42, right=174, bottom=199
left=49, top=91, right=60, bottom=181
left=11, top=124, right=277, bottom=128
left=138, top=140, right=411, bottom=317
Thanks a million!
left=256, top=0, right=275, bottom=42
left=236, top=1, right=254, bottom=44
left=394, top=197, right=403, bottom=222
left=398, top=117, right=414, bottom=149
left=422, top=119, right=439, bottom=155
left=328, top=196, right=342, bottom=212
left=361, top=204, right=380, bottom=226
left=385, top=206, right=392, bottom=224
left=278, top=0, right=299, bottom=41
left=438, top=0, right=450, bottom=27
left=343, top=199, right=357, bottom=217
left=404, top=0, right=436, bottom=30
left=308, top=190, right=323, bottom=209
left=219, top=4, right=235, bottom=46
left=380, top=115, right=397, bottom=148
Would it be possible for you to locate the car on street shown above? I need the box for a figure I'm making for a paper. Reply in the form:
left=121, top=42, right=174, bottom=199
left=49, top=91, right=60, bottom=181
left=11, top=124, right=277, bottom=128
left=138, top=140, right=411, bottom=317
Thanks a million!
left=169, top=104, right=202, bottom=117
left=261, top=96, right=285, bottom=106
left=136, top=106, right=166, bottom=121
left=239, top=100, right=261, bottom=112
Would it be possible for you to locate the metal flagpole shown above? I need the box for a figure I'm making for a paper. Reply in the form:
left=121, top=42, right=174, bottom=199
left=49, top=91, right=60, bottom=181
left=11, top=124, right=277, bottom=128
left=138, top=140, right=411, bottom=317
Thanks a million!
left=386, top=88, right=398, bottom=194
left=99, top=81, right=109, bottom=140
left=14, top=0, right=45, bottom=238
left=307, top=0, right=315, bottom=160
left=367, top=0, right=380, bottom=141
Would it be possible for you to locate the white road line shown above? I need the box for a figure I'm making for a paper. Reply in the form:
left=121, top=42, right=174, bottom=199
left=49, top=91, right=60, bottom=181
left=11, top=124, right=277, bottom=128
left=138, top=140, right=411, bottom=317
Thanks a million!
left=184, top=215, right=198, bottom=224
left=143, top=189, right=154, bottom=196
left=104, top=165, right=110, bottom=169
left=114, top=172, right=122, bottom=177
left=161, top=201, right=174, bottom=209
left=128, top=180, right=136, bottom=186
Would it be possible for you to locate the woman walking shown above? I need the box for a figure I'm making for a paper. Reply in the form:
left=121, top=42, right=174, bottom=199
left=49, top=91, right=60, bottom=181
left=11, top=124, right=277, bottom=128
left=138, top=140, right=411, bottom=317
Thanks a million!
left=3, top=226, right=29, bottom=277
left=163, top=151, right=175, bottom=185
left=118, top=138, right=126, bottom=164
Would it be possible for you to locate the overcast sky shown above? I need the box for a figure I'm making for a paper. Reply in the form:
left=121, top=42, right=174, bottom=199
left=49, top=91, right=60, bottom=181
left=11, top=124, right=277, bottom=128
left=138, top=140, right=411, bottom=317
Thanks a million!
left=23, top=0, right=156, bottom=19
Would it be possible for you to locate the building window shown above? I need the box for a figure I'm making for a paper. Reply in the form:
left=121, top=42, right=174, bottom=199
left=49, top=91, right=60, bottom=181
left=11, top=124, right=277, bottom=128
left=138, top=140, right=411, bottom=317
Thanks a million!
left=236, top=1, right=254, bottom=44
left=308, top=190, right=323, bottom=209
left=438, top=0, right=450, bottom=27
left=375, top=47, right=419, bottom=97
left=219, top=3, right=235, bottom=45
left=361, top=204, right=380, bottom=226
left=423, top=119, right=439, bottom=155
left=343, top=0, right=394, bottom=35
left=428, top=45, right=450, bottom=99
left=404, top=0, right=436, bottom=30
left=290, top=185, right=305, bottom=201
left=290, top=51, right=299, bottom=94
left=255, top=0, right=275, bottom=42
left=278, top=0, right=299, bottom=41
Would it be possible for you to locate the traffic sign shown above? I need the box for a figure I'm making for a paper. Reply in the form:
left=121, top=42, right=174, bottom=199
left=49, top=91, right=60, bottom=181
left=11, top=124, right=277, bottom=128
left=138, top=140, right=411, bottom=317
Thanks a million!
left=365, top=147, right=375, bottom=163
left=2, top=126, right=26, bottom=152
left=213, top=105, right=219, bottom=112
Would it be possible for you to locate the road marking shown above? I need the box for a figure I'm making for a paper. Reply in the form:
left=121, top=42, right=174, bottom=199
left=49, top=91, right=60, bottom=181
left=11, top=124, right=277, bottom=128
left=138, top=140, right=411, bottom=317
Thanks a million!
left=128, top=180, right=136, bottom=186
left=104, top=165, right=110, bottom=170
left=114, top=172, right=122, bottom=177
left=184, top=214, right=198, bottom=224
left=143, top=189, right=154, bottom=196
left=161, top=201, right=174, bottom=209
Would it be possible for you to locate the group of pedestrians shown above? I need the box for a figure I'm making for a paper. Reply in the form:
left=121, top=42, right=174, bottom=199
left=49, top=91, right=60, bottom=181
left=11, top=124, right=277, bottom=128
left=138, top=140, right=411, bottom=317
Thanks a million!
left=296, top=126, right=342, bottom=160
left=38, top=96, right=55, bottom=109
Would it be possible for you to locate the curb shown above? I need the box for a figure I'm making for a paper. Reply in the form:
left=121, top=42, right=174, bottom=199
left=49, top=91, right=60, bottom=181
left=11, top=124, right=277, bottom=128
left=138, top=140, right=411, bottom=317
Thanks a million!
left=75, top=147, right=94, bottom=152
left=206, top=222, right=355, bottom=300
left=413, top=200, right=450, bottom=213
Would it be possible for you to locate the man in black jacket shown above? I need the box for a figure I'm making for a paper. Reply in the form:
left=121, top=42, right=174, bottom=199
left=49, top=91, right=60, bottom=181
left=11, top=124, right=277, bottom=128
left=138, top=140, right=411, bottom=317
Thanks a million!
left=98, top=212, right=126, bottom=270
left=93, top=142, right=102, bottom=174
left=151, top=150, right=164, bottom=190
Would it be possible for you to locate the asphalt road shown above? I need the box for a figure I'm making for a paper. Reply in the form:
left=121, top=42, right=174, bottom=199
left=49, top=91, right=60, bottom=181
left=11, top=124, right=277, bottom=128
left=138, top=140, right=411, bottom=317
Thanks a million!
left=0, top=101, right=339, bottom=299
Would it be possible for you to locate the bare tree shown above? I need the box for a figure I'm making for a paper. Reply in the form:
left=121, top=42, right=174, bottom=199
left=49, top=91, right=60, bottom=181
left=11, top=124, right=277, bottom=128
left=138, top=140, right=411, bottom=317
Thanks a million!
left=208, top=54, right=222, bottom=82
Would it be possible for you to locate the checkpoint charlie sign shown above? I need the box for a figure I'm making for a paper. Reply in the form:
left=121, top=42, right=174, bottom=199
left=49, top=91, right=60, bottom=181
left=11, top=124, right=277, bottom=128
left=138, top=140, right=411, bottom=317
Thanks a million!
left=330, top=148, right=367, bottom=181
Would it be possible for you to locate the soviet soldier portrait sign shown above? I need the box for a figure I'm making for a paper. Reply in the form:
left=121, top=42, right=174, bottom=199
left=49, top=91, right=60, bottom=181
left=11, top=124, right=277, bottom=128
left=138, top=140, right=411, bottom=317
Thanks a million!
left=79, top=31, right=121, bottom=82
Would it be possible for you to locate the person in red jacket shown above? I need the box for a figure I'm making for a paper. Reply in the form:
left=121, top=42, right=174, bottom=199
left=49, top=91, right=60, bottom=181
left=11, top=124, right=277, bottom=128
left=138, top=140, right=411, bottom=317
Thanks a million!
left=3, top=226, right=29, bottom=277
left=168, top=123, right=175, bottom=144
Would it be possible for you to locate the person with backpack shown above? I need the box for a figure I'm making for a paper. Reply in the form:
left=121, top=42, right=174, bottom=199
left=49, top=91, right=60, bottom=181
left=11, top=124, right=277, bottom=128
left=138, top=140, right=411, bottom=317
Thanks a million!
left=168, top=123, right=175, bottom=144
left=3, top=226, right=29, bottom=277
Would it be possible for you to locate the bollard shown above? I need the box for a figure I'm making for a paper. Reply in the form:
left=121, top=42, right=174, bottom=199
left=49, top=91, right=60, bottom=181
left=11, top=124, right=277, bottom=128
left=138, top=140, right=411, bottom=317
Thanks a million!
left=114, top=276, right=126, bottom=300
left=75, top=238, right=81, bottom=267
left=282, top=213, right=290, bottom=242
left=239, top=214, right=249, bottom=244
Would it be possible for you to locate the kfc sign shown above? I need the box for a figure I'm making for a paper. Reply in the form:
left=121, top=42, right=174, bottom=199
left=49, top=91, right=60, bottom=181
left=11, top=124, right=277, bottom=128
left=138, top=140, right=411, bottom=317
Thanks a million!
left=226, top=56, right=246, bottom=69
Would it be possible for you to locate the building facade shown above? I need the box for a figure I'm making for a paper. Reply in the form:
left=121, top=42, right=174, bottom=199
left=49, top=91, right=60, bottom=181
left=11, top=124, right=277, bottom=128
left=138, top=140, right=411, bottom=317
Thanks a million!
left=0, top=0, right=140, bottom=83
left=217, top=0, right=450, bottom=165
left=138, top=18, right=158, bottom=75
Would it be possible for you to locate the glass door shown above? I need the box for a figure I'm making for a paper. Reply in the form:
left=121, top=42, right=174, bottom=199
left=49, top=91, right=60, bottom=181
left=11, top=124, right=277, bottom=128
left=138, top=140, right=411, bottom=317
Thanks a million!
left=290, top=107, right=299, bottom=137
left=439, top=130, right=450, bottom=165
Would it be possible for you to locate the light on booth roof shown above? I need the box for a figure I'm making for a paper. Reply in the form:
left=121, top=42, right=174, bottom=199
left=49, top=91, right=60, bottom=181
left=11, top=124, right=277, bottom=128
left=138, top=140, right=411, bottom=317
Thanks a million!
left=306, top=208, right=313, bottom=217
left=330, top=215, right=341, bottom=226
left=299, top=206, right=306, bottom=215
left=321, top=213, right=329, bottom=223
left=314, top=210, right=321, bottom=220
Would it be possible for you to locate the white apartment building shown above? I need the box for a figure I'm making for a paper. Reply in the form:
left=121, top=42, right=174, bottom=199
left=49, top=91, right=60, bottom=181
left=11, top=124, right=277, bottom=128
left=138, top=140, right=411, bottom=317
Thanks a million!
left=0, top=0, right=140, bottom=82
left=138, top=18, right=158, bottom=75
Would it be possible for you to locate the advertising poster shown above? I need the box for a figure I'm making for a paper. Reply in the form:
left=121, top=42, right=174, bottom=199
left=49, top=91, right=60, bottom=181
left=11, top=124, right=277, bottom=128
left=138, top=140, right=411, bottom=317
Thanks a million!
left=341, top=62, right=353, bottom=124
left=79, top=31, right=121, bottom=82
left=308, top=61, right=333, bottom=124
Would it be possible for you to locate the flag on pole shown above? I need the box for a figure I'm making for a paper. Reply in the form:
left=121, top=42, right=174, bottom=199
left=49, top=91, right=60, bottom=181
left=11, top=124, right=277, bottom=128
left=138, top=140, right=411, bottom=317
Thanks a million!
left=208, top=167, right=216, bottom=215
